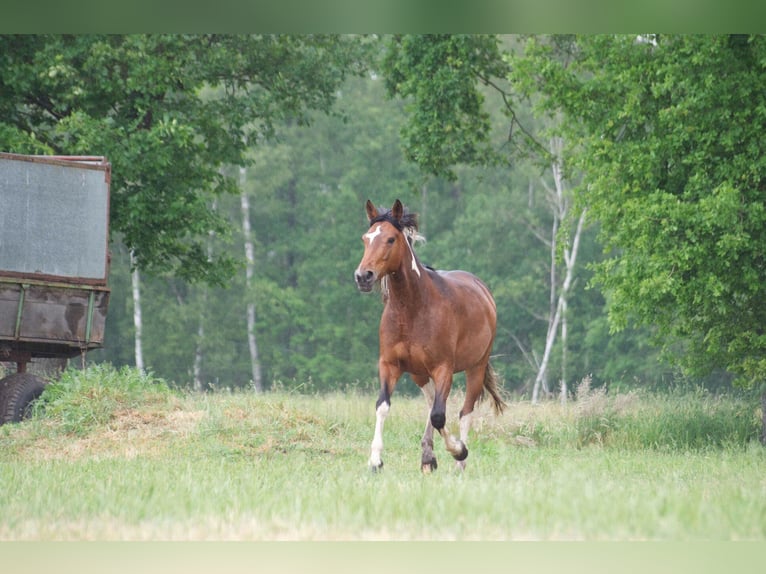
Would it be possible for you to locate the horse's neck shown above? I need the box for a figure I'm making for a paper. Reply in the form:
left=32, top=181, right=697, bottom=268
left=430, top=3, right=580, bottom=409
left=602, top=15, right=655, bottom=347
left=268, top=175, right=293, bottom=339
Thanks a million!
left=385, top=247, right=428, bottom=310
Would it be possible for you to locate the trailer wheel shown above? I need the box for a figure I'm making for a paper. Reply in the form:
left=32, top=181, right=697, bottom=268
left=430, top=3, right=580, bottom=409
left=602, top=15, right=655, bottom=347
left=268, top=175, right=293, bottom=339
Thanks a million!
left=0, top=373, right=47, bottom=425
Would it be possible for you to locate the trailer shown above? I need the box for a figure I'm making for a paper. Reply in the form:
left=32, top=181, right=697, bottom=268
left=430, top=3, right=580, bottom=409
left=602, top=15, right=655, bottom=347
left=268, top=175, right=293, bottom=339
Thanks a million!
left=0, top=153, right=111, bottom=424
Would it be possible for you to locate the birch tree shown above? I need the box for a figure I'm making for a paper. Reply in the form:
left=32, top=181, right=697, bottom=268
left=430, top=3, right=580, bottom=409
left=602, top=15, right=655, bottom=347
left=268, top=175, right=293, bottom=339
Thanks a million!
left=529, top=138, right=587, bottom=402
left=513, top=35, right=766, bottom=438
left=240, top=167, right=263, bottom=393
left=130, top=250, right=145, bottom=373
left=382, top=35, right=591, bottom=399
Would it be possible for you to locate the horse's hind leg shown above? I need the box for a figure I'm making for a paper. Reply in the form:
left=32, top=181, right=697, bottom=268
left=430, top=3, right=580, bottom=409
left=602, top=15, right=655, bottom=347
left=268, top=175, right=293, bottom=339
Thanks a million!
left=417, top=377, right=438, bottom=473
left=430, top=367, right=469, bottom=465
left=453, top=365, right=487, bottom=470
left=454, top=411, right=473, bottom=471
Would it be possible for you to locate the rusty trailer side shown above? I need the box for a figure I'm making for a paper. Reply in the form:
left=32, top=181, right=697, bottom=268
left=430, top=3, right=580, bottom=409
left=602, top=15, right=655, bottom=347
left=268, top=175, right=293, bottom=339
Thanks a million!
left=0, top=277, right=109, bottom=367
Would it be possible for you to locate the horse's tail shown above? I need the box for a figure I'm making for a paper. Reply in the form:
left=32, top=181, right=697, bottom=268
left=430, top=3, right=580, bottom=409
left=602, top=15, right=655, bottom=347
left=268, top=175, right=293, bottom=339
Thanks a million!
left=482, top=362, right=507, bottom=416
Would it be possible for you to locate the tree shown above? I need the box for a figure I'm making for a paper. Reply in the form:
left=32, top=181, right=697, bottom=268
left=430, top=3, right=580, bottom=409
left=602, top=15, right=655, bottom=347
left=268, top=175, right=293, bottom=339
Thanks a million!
left=515, top=35, right=766, bottom=435
left=529, top=137, right=588, bottom=403
left=83, top=38, right=668, bottom=394
left=130, top=251, right=145, bottom=373
left=95, top=72, right=421, bottom=389
left=536, top=36, right=766, bottom=384
left=382, top=35, right=599, bottom=400
left=382, top=34, right=513, bottom=180
left=0, top=34, right=370, bottom=285
left=239, top=74, right=421, bottom=388
left=239, top=167, right=263, bottom=392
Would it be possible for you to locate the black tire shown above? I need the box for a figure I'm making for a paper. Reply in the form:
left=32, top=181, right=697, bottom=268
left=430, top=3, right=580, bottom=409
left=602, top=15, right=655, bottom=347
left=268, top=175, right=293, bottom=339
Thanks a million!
left=0, top=373, right=47, bottom=425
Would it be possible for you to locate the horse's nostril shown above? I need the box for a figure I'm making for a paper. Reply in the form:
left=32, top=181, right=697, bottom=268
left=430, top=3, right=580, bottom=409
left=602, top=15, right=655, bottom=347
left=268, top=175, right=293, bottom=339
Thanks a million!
left=355, top=269, right=375, bottom=291
left=355, top=269, right=373, bottom=284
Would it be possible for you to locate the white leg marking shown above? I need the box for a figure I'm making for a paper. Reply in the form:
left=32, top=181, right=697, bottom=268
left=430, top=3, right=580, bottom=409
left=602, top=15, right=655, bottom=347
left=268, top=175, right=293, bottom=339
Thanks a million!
left=459, top=411, right=473, bottom=444
left=364, top=224, right=383, bottom=245
left=438, top=427, right=464, bottom=458
left=455, top=412, right=473, bottom=471
left=369, top=401, right=389, bottom=468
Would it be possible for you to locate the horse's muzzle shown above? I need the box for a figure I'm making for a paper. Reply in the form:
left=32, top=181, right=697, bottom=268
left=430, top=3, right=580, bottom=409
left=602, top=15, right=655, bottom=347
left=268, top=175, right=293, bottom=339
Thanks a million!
left=355, top=268, right=376, bottom=292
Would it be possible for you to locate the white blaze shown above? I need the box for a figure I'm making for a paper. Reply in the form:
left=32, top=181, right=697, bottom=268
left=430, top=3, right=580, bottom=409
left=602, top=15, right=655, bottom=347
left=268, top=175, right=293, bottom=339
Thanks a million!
left=364, top=224, right=383, bottom=245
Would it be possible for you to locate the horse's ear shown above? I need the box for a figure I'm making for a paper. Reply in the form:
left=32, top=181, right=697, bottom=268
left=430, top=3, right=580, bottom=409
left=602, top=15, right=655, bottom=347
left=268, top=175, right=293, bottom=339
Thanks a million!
left=392, top=199, right=404, bottom=222
left=365, top=199, right=379, bottom=221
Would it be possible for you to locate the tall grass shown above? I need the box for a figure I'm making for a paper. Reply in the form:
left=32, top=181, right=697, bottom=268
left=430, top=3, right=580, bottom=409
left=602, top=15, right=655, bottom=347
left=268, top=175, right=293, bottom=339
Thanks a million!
left=29, top=364, right=176, bottom=435
left=1, top=366, right=764, bottom=540
left=486, top=377, right=761, bottom=451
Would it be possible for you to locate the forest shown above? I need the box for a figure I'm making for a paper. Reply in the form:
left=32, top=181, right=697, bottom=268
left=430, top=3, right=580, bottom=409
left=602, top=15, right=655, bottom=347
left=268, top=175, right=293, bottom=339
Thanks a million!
left=1, top=34, right=764, bottom=401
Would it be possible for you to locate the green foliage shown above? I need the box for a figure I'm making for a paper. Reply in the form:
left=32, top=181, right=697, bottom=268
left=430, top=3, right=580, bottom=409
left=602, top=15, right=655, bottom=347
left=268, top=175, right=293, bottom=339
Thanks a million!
left=32, top=364, right=174, bottom=435
left=64, top=35, right=730, bottom=395
left=86, top=59, right=674, bottom=393
left=0, top=34, right=370, bottom=284
left=7, top=34, right=759, bottom=396
left=512, top=35, right=766, bottom=389
left=382, top=34, right=508, bottom=180
left=379, top=34, right=673, bottom=395
left=92, top=74, right=422, bottom=389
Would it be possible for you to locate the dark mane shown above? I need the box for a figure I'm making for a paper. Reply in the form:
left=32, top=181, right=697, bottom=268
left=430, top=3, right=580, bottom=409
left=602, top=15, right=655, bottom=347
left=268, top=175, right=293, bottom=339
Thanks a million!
left=369, top=206, right=419, bottom=233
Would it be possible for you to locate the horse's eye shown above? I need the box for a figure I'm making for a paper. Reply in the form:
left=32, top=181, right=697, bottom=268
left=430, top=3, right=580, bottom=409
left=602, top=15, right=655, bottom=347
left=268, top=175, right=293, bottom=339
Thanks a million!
left=387, top=237, right=396, bottom=244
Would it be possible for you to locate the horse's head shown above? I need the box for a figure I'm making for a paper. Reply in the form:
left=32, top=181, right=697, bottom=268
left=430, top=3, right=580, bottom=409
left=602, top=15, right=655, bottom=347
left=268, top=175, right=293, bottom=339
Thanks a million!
left=355, top=199, right=419, bottom=292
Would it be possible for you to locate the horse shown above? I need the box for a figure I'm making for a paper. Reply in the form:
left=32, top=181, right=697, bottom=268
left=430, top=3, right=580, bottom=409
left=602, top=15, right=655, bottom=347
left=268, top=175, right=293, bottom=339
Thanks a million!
left=354, top=199, right=505, bottom=473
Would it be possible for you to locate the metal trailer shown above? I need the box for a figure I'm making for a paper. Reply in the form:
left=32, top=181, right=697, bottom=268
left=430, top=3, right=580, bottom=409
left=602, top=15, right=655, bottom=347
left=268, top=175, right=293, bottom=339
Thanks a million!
left=0, top=153, right=111, bottom=424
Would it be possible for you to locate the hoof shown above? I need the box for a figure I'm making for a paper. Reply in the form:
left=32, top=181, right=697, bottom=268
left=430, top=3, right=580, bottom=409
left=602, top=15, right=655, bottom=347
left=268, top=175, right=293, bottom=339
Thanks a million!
left=453, top=444, right=468, bottom=462
left=421, top=458, right=438, bottom=474
left=369, top=460, right=384, bottom=473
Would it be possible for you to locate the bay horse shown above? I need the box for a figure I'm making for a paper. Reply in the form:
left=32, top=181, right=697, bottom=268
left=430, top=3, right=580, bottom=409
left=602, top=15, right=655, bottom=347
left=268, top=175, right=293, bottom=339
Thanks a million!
left=354, top=199, right=505, bottom=472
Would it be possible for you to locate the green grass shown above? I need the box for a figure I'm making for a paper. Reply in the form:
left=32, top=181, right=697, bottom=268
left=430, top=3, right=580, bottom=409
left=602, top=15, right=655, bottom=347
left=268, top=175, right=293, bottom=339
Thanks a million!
left=0, top=365, right=764, bottom=540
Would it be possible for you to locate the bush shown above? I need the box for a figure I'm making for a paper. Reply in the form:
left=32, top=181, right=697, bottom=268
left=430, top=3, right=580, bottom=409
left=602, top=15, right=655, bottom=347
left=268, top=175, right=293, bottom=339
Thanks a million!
left=32, top=364, right=175, bottom=435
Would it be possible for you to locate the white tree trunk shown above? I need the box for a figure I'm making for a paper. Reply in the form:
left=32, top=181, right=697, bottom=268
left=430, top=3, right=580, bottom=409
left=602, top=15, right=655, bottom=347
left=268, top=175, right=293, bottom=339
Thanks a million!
left=130, top=250, right=145, bottom=373
left=532, top=211, right=558, bottom=403
left=531, top=208, right=586, bottom=403
left=560, top=296, right=568, bottom=405
left=240, top=167, right=263, bottom=393
left=532, top=137, right=586, bottom=404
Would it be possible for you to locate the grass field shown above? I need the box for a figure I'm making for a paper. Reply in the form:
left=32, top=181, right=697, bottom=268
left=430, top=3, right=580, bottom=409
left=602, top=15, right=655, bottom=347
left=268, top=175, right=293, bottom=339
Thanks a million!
left=1, top=365, right=764, bottom=540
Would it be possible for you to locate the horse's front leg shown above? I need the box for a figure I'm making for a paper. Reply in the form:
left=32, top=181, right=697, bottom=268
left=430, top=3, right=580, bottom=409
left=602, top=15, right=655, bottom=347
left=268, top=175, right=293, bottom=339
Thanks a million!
left=416, top=377, right=438, bottom=473
left=368, top=362, right=400, bottom=471
left=368, top=389, right=389, bottom=471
